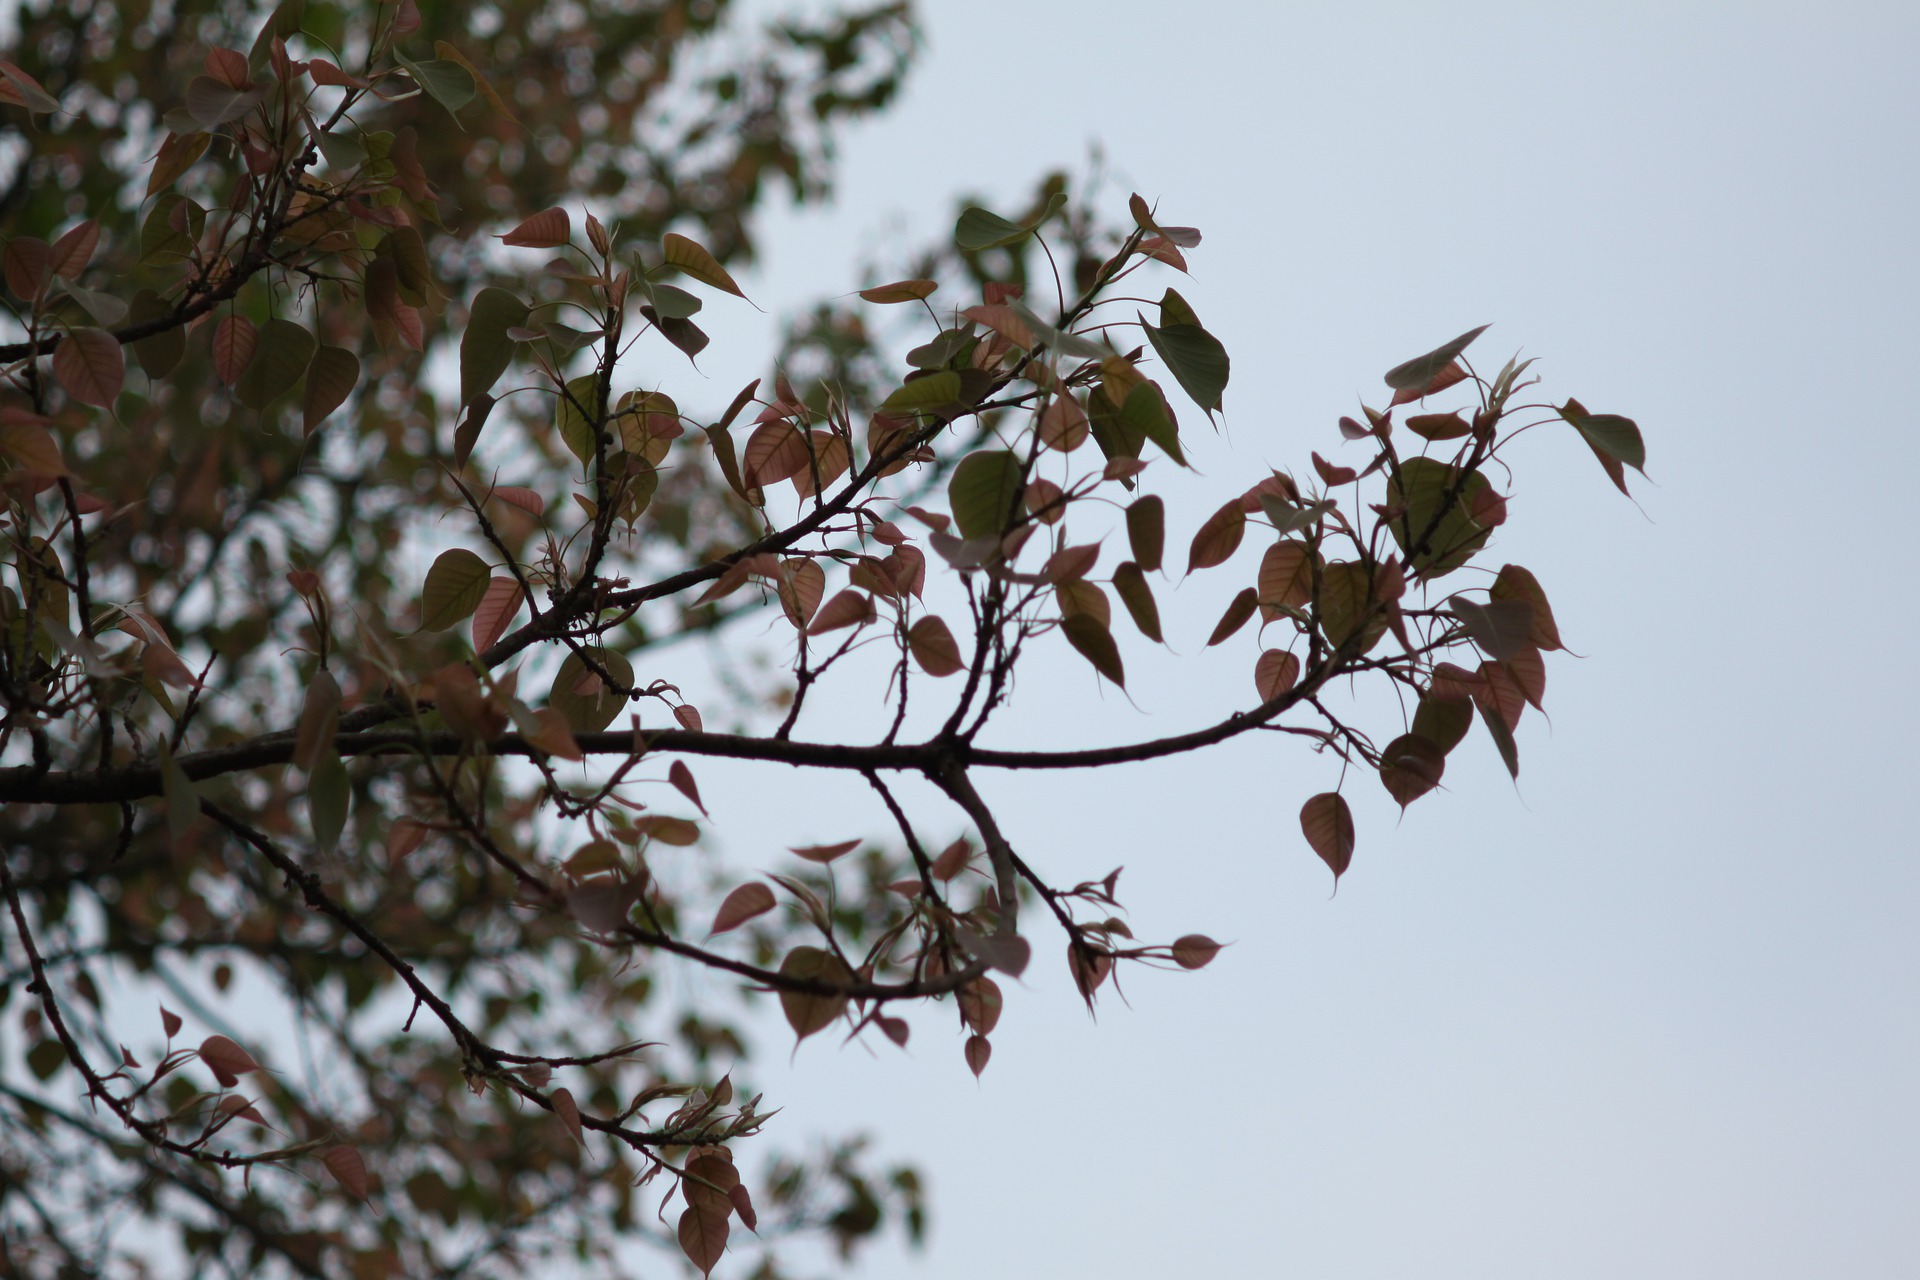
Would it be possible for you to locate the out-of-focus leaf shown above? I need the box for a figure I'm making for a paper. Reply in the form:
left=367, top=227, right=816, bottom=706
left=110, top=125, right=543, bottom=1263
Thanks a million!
left=778, top=946, right=852, bottom=1041
left=1299, top=792, right=1355, bottom=880
left=234, top=318, right=315, bottom=410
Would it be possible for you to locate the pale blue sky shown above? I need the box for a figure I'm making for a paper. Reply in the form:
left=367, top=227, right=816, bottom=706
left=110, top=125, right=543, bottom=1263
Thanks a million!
left=675, top=3, right=1920, bottom=1277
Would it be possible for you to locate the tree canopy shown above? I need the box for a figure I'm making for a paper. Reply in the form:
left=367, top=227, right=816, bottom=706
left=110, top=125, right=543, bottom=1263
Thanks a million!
left=0, top=1, right=1646, bottom=1276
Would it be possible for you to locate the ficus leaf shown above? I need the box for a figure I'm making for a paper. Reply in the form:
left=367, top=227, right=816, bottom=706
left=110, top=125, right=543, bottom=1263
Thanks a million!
left=1384, top=324, right=1489, bottom=392
left=661, top=232, right=746, bottom=298
left=234, top=318, right=315, bottom=410
left=1299, top=792, right=1355, bottom=880
left=53, top=327, right=125, bottom=408
left=419, top=549, right=491, bottom=631
left=947, top=450, right=1024, bottom=539
left=1111, top=561, right=1163, bottom=642
left=1060, top=613, right=1124, bottom=687
left=302, top=345, right=359, bottom=434
left=859, top=278, right=937, bottom=303
left=778, top=946, right=852, bottom=1041
left=459, top=287, right=529, bottom=406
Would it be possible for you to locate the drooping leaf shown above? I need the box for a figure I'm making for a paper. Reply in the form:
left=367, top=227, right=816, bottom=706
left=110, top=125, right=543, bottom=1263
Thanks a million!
left=554, top=373, right=601, bottom=467
left=1411, top=691, right=1475, bottom=755
left=964, top=1034, right=992, bottom=1078
left=0, top=422, right=67, bottom=476
left=1378, top=733, right=1446, bottom=809
left=1254, top=649, right=1301, bottom=702
left=459, top=287, right=529, bottom=406
left=1449, top=597, right=1535, bottom=661
left=129, top=290, right=183, bottom=378
left=661, top=232, right=746, bottom=298
left=1317, top=561, right=1388, bottom=653
left=470, top=577, right=523, bottom=653
left=1559, top=398, right=1649, bottom=495
left=1060, top=613, right=1124, bottom=687
left=742, top=420, right=810, bottom=487
left=953, top=193, right=1065, bottom=252
left=947, top=450, right=1024, bottom=539
left=419, top=549, right=491, bottom=631
left=1258, top=539, right=1316, bottom=612
left=301, top=345, right=359, bottom=434
left=1118, top=380, right=1185, bottom=465
left=908, top=615, right=966, bottom=676
left=1489, top=564, right=1564, bottom=651
left=778, top=946, right=852, bottom=1041
left=292, top=668, right=341, bottom=773
left=308, top=748, right=350, bottom=854
left=1126, top=495, right=1165, bottom=572
left=1142, top=316, right=1229, bottom=415
left=321, top=1145, right=370, bottom=1201
left=548, top=648, right=634, bottom=733
left=234, top=318, right=315, bottom=410
left=1111, top=561, right=1163, bottom=642
left=1207, top=587, right=1259, bottom=646
left=212, top=315, right=256, bottom=386
left=52, top=327, right=124, bottom=408
left=1299, top=792, right=1355, bottom=880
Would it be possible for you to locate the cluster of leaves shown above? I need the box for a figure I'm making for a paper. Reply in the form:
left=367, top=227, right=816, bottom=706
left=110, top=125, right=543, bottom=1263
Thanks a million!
left=0, top=1, right=1644, bottom=1277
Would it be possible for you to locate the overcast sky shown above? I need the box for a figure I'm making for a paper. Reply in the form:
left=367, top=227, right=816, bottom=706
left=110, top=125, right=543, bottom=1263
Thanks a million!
left=669, top=3, right=1920, bottom=1278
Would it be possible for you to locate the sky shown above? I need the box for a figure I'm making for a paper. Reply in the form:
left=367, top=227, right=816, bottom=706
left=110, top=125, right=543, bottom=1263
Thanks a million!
left=670, top=3, right=1920, bottom=1278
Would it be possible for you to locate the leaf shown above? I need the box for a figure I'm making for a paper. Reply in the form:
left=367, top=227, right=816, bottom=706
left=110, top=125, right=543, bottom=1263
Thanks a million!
left=964, top=1034, right=992, bottom=1078
left=1171, top=934, right=1222, bottom=970
left=1258, top=539, right=1316, bottom=612
left=551, top=1086, right=584, bottom=1147
left=52, top=327, right=124, bottom=408
left=859, top=278, right=937, bottom=303
left=1186, top=500, right=1245, bottom=572
left=1449, top=597, right=1535, bottom=662
left=129, top=290, right=183, bottom=378
left=234, top=318, right=316, bottom=410
left=308, top=748, right=350, bottom=854
left=1038, top=393, right=1089, bottom=452
left=1490, top=564, right=1564, bottom=651
left=419, top=549, right=491, bottom=631
left=790, top=839, right=859, bottom=864
left=1411, top=691, right=1474, bottom=755
left=0, top=60, right=61, bottom=114
left=962, top=303, right=1034, bottom=349
left=1118, top=380, right=1185, bottom=465
left=549, top=648, right=633, bottom=733
left=1207, top=587, right=1259, bottom=646
left=1384, top=324, right=1490, bottom=392
left=47, top=219, right=99, bottom=279
left=554, top=373, right=601, bottom=466
left=742, top=420, right=810, bottom=488
left=878, top=370, right=962, bottom=416
left=322, top=1144, right=370, bottom=1201
left=1143, top=317, right=1230, bottom=415
left=393, top=52, right=475, bottom=119
left=212, top=315, right=256, bottom=386
left=1125, top=496, right=1165, bottom=572
left=1299, top=792, right=1355, bottom=880
left=1478, top=689, right=1521, bottom=779
left=2, top=236, right=48, bottom=300
left=199, top=1034, right=263, bottom=1087
left=1391, top=360, right=1469, bottom=406
left=1317, top=561, right=1388, bottom=653
left=1254, top=649, right=1300, bottom=702
left=908, top=615, right=965, bottom=676
left=1405, top=410, right=1471, bottom=441
left=1385, top=456, right=1493, bottom=578
left=1378, top=733, right=1447, bottom=809
left=776, top=558, right=825, bottom=627
left=1111, top=561, right=1163, bottom=642
left=524, top=707, right=583, bottom=760
left=710, top=883, right=776, bottom=936
left=459, top=287, right=529, bottom=406
left=500, top=207, right=569, bottom=248
left=778, top=946, right=852, bottom=1041
left=1060, top=613, right=1124, bottom=687
left=471, top=577, right=523, bottom=653
left=661, top=232, right=746, bottom=298
left=292, top=668, right=341, bottom=773
left=1559, top=398, right=1649, bottom=496
left=957, top=977, right=1003, bottom=1035
left=184, top=75, right=264, bottom=127
left=678, top=1204, right=729, bottom=1277
left=161, top=1006, right=183, bottom=1039
left=806, top=589, right=875, bottom=635
left=948, top=450, right=1024, bottom=539
left=301, top=345, right=359, bottom=433
left=0, top=422, right=68, bottom=476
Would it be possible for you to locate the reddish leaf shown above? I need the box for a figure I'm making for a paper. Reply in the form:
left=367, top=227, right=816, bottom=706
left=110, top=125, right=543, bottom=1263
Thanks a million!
left=964, top=1034, right=992, bottom=1079
left=674, top=704, right=703, bottom=732
left=957, top=977, right=1004, bottom=1035
left=777, top=946, right=852, bottom=1041
left=385, top=819, right=429, bottom=866
left=499, top=206, right=570, bottom=248
left=160, top=1005, right=182, bottom=1039
left=49, top=219, right=100, bottom=279
left=1207, top=587, right=1259, bottom=646
left=301, top=345, right=359, bottom=434
left=1475, top=660, right=1528, bottom=731
left=1490, top=564, right=1564, bottom=651
left=1389, top=358, right=1469, bottom=405
left=1299, top=792, right=1355, bottom=880
left=1311, top=451, right=1356, bottom=486
left=551, top=1087, right=585, bottom=1146
left=1170, top=934, right=1223, bottom=969
left=662, top=232, right=746, bottom=298
left=322, top=1144, right=370, bottom=1201
left=1125, top=495, right=1165, bottom=572
left=806, top=589, right=875, bottom=636
left=777, top=558, right=825, bottom=628
left=1111, top=562, right=1163, bottom=643
left=677, top=1204, right=729, bottom=1277
left=930, top=837, right=971, bottom=881
left=52, top=327, right=124, bottom=408
left=0, top=422, right=68, bottom=475
left=790, top=839, right=859, bottom=864
left=858, top=278, right=937, bottom=303
left=668, top=759, right=707, bottom=815
left=710, top=882, right=776, bottom=936
left=212, top=315, right=256, bottom=386
left=1502, top=645, right=1547, bottom=710
left=1060, top=613, right=1124, bottom=687
left=1405, top=410, right=1471, bottom=441
left=3, top=236, right=49, bottom=300
left=524, top=707, right=584, bottom=761
left=470, top=577, right=523, bottom=653
left=490, top=485, right=544, bottom=517
left=1186, top=500, right=1246, bottom=573
left=877, top=1016, right=910, bottom=1048
left=1253, top=650, right=1300, bottom=703
left=742, top=419, right=810, bottom=487
left=1378, top=733, right=1447, bottom=809
left=199, top=1034, right=263, bottom=1087
left=1258, top=540, right=1315, bottom=611
left=908, top=615, right=965, bottom=676
left=1039, top=393, right=1089, bottom=452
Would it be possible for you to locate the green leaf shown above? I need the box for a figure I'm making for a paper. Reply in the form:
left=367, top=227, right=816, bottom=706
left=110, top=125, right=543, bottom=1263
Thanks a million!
left=140, top=194, right=203, bottom=265
left=1317, top=561, right=1388, bottom=653
left=1111, top=561, right=1162, bottom=642
left=128, top=290, right=184, bottom=378
left=419, top=549, right=491, bottom=631
left=1142, top=317, right=1229, bottom=416
left=1558, top=399, right=1648, bottom=495
left=878, top=370, right=961, bottom=416
left=302, top=345, right=359, bottom=435
left=954, top=191, right=1066, bottom=252
left=308, top=748, right=350, bottom=855
left=778, top=946, right=853, bottom=1041
left=1384, top=324, right=1490, bottom=392
left=1117, top=381, right=1184, bottom=465
left=459, top=287, right=528, bottom=407
left=1385, top=456, right=1492, bottom=578
left=393, top=52, right=475, bottom=121
left=1411, top=692, right=1474, bottom=755
left=661, top=233, right=746, bottom=298
left=1060, top=613, right=1125, bottom=687
left=234, top=318, right=316, bottom=410
left=26, top=1039, right=66, bottom=1081
left=555, top=373, right=601, bottom=467
left=549, top=647, right=634, bottom=733
left=647, top=283, right=703, bottom=319
left=1125, top=495, right=1165, bottom=573
left=947, top=450, right=1023, bottom=539
left=1158, top=287, right=1201, bottom=330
